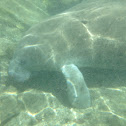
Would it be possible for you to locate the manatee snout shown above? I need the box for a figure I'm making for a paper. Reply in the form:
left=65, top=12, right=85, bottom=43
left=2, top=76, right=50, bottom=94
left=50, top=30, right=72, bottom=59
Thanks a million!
left=8, top=59, right=31, bottom=82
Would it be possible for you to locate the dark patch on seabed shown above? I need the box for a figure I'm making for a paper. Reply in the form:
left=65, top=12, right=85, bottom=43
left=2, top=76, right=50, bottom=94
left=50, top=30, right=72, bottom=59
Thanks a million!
left=7, top=67, right=126, bottom=109
left=7, top=70, right=71, bottom=107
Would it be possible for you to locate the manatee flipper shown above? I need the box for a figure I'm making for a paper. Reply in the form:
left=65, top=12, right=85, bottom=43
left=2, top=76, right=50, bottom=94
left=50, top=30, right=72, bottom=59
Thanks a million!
left=61, top=64, right=91, bottom=109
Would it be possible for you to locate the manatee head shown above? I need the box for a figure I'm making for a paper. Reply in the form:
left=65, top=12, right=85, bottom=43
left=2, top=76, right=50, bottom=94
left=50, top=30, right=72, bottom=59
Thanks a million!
left=8, top=61, right=31, bottom=82
left=8, top=50, right=31, bottom=82
left=8, top=34, right=44, bottom=82
left=8, top=35, right=52, bottom=82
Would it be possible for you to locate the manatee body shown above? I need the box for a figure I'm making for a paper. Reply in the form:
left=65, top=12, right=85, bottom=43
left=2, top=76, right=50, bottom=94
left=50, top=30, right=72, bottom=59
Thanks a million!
left=8, top=0, right=126, bottom=109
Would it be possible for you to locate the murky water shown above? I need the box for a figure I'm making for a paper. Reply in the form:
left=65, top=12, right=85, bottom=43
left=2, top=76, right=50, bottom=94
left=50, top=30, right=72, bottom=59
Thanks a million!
left=0, top=0, right=126, bottom=126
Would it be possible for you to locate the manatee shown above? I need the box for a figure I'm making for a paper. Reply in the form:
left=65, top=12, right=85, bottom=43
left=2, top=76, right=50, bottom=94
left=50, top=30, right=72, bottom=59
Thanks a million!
left=8, top=0, right=126, bottom=109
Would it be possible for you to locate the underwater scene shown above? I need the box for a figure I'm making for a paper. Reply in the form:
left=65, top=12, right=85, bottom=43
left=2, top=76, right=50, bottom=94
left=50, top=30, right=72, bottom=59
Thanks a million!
left=0, top=0, right=126, bottom=125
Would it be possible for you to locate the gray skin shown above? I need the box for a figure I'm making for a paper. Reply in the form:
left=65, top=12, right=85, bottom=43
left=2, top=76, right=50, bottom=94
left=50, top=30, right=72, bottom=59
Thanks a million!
left=8, top=0, right=126, bottom=109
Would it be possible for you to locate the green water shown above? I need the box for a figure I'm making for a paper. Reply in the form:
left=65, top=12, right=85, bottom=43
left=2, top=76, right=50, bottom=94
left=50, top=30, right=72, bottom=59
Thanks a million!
left=0, top=0, right=126, bottom=126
